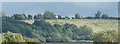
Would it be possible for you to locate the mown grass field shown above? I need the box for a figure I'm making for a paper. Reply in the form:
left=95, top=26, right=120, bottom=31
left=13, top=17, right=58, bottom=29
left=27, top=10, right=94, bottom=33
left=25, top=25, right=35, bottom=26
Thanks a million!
left=20, top=19, right=119, bottom=33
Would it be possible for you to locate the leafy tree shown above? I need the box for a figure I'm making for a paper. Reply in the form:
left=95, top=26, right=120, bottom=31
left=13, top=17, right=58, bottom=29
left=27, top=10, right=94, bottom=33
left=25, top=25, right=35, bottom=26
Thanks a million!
left=43, top=11, right=56, bottom=19
left=13, top=14, right=20, bottom=20
left=95, top=11, right=101, bottom=19
left=33, top=20, right=46, bottom=27
left=72, top=17, right=75, bottom=19
left=28, top=15, right=32, bottom=19
left=13, top=13, right=27, bottom=20
left=101, top=14, right=109, bottom=19
left=34, top=14, right=44, bottom=19
left=75, top=13, right=80, bottom=19
left=86, top=16, right=93, bottom=19
left=65, top=16, right=70, bottom=19
left=58, top=15, right=62, bottom=19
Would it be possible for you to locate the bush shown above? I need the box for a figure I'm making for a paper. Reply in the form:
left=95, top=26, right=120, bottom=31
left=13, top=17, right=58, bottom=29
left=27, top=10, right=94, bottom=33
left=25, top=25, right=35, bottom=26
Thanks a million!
left=43, top=11, right=56, bottom=19
left=75, top=13, right=80, bottom=19
left=95, top=11, right=101, bottom=19
left=102, top=14, right=109, bottom=19
left=2, top=32, right=26, bottom=42
left=79, top=25, right=93, bottom=35
left=93, top=30, right=118, bottom=42
left=13, top=13, right=27, bottom=20
left=33, top=20, right=46, bottom=27
left=1, top=32, right=41, bottom=44
left=72, top=25, right=93, bottom=40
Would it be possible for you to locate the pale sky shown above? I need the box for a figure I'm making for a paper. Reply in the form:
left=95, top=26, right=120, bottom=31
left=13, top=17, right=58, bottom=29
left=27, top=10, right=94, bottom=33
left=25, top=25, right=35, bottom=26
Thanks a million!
left=2, top=2, right=118, bottom=17
left=0, top=0, right=119, bottom=17
left=1, top=0, right=120, bottom=2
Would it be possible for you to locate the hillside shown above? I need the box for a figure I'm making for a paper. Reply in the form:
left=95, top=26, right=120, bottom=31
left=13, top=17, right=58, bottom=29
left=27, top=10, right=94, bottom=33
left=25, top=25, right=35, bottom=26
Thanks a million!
left=20, top=19, right=118, bottom=33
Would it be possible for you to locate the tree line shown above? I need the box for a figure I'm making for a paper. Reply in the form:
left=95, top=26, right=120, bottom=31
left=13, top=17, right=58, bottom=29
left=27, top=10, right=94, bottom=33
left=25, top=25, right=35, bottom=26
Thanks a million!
left=10, top=11, right=119, bottom=20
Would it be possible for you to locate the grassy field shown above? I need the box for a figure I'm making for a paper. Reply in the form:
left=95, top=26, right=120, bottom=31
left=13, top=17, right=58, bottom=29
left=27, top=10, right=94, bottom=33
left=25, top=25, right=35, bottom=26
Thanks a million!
left=20, top=19, right=119, bottom=33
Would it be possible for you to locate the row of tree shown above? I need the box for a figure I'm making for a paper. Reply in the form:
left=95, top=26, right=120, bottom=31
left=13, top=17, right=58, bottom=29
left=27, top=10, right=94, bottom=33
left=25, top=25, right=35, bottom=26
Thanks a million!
left=12, top=11, right=56, bottom=20
left=11, top=11, right=119, bottom=20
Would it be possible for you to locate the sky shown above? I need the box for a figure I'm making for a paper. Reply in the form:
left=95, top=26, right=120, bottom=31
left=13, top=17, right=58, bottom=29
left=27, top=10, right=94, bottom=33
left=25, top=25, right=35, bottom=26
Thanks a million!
left=2, top=2, right=118, bottom=17
left=1, top=0, right=119, bottom=2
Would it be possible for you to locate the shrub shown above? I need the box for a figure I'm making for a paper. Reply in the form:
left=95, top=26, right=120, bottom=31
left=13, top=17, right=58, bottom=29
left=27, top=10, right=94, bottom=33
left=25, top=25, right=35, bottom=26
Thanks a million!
left=2, top=32, right=26, bottom=42
left=93, top=30, right=118, bottom=42
left=1, top=32, right=41, bottom=44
